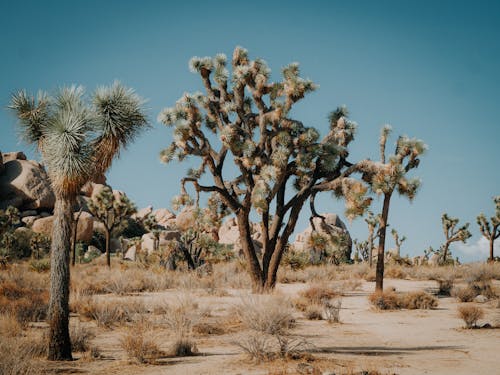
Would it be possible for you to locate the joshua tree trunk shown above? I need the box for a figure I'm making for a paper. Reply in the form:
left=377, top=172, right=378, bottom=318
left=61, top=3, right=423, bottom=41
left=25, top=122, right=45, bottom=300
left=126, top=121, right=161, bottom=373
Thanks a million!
left=442, top=241, right=450, bottom=263
left=375, top=193, right=391, bottom=292
left=489, top=238, right=494, bottom=262
left=105, top=228, right=111, bottom=268
left=48, top=197, right=74, bottom=360
left=71, top=209, right=82, bottom=267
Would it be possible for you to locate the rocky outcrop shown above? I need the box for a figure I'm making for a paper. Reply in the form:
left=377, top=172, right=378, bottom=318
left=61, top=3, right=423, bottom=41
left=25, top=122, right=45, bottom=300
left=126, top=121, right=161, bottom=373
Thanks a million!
left=0, top=156, right=55, bottom=210
left=153, top=208, right=176, bottom=229
left=141, top=230, right=181, bottom=254
left=31, top=211, right=94, bottom=243
left=218, top=217, right=263, bottom=255
left=293, top=213, right=352, bottom=262
left=175, top=206, right=197, bottom=231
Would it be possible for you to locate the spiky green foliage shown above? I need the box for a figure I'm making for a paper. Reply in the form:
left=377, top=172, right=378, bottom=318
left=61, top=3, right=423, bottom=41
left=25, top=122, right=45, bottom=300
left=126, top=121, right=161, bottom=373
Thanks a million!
left=9, top=82, right=147, bottom=360
left=159, top=47, right=370, bottom=289
left=439, top=213, right=471, bottom=264
left=477, top=196, right=500, bottom=262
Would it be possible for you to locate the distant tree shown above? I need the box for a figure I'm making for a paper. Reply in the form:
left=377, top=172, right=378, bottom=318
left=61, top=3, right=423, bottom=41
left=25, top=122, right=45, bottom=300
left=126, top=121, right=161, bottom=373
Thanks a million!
left=0, top=206, right=21, bottom=260
left=358, top=125, right=425, bottom=291
left=364, top=210, right=380, bottom=267
left=88, top=186, right=136, bottom=267
left=439, top=213, right=471, bottom=264
left=391, top=228, right=406, bottom=257
left=10, top=83, right=147, bottom=360
left=477, top=196, right=500, bottom=262
left=159, top=47, right=370, bottom=291
left=143, top=214, right=161, bottom=252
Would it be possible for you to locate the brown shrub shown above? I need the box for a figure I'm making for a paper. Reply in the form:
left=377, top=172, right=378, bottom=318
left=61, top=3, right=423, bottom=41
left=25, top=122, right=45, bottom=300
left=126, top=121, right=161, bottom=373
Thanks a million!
left=0, top=280, right=48, bottom=327
left=193, top=321, right=226, bottom=335
left=368, top=291, right=401, bottom=310
left=385, top=265, right=407, bottom=279
left=304, top=304, right=323, bottom=320
left=0, top=337, right=45, bottom=375
left=457, top=305, right=484, bottom=328
left=0, top=313, right=22, bottom=337
left=70, top=323, right=95, bottom=352
left=300, top=284, right=340, bottom=304
left=451, top=286, right=476, bottom=302
left=171, top=337, right=198, bottom=356
left=401, top=291, right=438, bottom=309
left=120, top=324, right=163, bottom=364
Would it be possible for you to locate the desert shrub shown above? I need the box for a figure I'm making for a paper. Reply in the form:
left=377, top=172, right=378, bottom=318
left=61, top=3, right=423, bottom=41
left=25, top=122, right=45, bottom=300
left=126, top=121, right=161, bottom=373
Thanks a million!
left=369, top=291, right=401, bottom=310
left=84, top=298, right=145, bottom=328
left=70, top=323, right=95, bottom=352
left=304, top=304, right=324, bottom=320
left=0, top=313, right=22, bottom=337
left=29, top=258, right=50, bottom=273
left=436, top=278, right=455, bottom=296
left=401, top=291, right=438, bottom=309
left=340, top=278, right=363, bottom=292
left=172, top=337, right=198, bottom=356
left=300, top=284, right=340, bottom=305
left=384, top=265, right=407, bottom=279
left=234, top=332, right=273, bottom=362
left=278, top=267, right=308, bottom=284
left=364, top=269, right=377, bottom=282
left=457, top=305, right=484, bottom=328
left=235, top=295, right=295, bottom=335
left=193, top=321, right=226, bottom=335
left=323, top=298, right=342, bottom=323
left=281, top=248, right=309, bottom=271
left=466, top=264, right=496, bottom=298
left=451, top=286, right=476, bottom=302
left=0, top=279, right=48, bottom=326
left=120, top=323, right=162, bottom=363
left=0, top=336, right=45, bottom=375
left=369, top=291, right=437, bottom=310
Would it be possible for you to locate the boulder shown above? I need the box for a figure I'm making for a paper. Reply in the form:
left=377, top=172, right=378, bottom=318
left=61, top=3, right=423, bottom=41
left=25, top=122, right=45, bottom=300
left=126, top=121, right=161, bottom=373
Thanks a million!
left=218, top=217, right=262, bottom=255
left=0, top=159, right=55, bottom=210
left=124, top=245, right=137, bottom=261
left=474, top=295, right=488, bottom=303
left=153, top=208, right=176, bottom=229
left=141, top=230, right=181, bottom=254
left=21, top=215, right=39, bottom=227
left=293, top=213, right=352, bottom=262
left=84, top=245, right=102, bottom=260
left=175, top=206, right=197, bottom=231
left=2, top=151, right=27, bottom=162
left=21, top=210, right=38, bottom=218
left=132, top=205, right=153, bottom=221
left=32, top=211, right=93, bottom=243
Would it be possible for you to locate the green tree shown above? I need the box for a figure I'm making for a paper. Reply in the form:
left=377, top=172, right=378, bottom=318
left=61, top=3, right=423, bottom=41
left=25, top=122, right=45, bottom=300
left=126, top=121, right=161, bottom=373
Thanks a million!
left=439, top=213, right=471, bottom=264
left=477, top=196, right=500, bottom=262
left=159, top=47, right=370, bottom=291
left=358, top=125, right=425, bottom=291
left=10, top=82, right=147, bottom=360
left=88, top=186, right=137, bottom=267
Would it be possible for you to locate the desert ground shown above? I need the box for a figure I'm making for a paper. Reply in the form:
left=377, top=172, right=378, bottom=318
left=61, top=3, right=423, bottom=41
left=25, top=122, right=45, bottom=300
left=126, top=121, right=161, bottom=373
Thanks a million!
left=1, top=261, right=499, bottom=375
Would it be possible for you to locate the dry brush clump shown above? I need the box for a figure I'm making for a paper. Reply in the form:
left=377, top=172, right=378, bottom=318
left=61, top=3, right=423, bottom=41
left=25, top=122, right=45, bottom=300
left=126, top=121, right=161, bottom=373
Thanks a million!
left=457, top=305, right=485, bottom=328
left=234, top=295, right=308, bottom=361
left=295, top=284, right=343, bottom=322
left=369, top=290, right=438, bottom=310
left=120, top=321, right=163, bottom=364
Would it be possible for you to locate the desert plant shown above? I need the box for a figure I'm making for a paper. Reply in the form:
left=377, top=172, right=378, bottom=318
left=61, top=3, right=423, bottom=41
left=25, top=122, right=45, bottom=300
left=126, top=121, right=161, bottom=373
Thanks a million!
left=439, top=214, right=472, bottom=264
left=457, top=305, right=484, bottom=328
left=360, top=125, right=426, bottom=291
left=120, top=323, right=162, bottom=363
left=29, top=258, right=51, bottom=273
left=368, top=291, right=401, bottom=310
left=234, top=332, right=274, bottom=362
left=10, top=83, right=148, bottom=359
left=369, top=290, right=437, bottom=310
left=477, top=196, right=500, bottom=262
left=0, top=337, right=44, bottom=375
left=70, top=323, right=94, bottom=352
left=304, top=304, right=324, bottom=320
left=88, top=186, right=137, bottom=268
left=159, top=47, right=372, bottom=291
left=323, top=298, right=342, bottom=323
left=451, top=286, right=477, bottom=302
left=300, top=284, right=340, bottom=304
left=391, top=228, right=406, bottom=257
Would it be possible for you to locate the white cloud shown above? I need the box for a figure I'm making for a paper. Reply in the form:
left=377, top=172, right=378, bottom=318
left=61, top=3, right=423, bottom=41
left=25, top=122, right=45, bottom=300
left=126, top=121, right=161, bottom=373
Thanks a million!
left=455, top=237, right=499, bottom=262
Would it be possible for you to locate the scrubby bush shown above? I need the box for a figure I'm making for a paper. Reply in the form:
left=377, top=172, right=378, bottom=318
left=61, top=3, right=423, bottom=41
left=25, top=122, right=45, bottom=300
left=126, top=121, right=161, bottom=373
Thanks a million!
left=451, top=286, right=476, bottom=302
left=70, top=323, right=95, bottom=352
left=369, top=290, right=437, bottom=310
left=323, top=298, right=342, bottom=323
left=300, top=284, right=340, bottom=305
left=457, top=305, right=484, bottom=328
left=120, top=322, right=163, bottom=363
left=29, top=258, right=50, bottom=273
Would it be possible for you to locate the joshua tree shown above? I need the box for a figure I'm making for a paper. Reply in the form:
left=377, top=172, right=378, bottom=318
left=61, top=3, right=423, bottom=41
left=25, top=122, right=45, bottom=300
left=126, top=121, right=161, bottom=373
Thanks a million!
left=391, top=228, right=406, bottom=257
left=159, top=47, right=371, bottom=291
left=477, top=196, right=500, bottom=262
left=88, top=186, right=137, bottom=267
left=10, top=83, right=147, bottom=360
left=364, top=210, right=379, bottom=267
left=143, top=214, right=161, bottom=252
left=439, top=213, right=471, bottom=264
left=353, top=239, right=370, bottom=262
left=358, top=125, right=425, bottom=291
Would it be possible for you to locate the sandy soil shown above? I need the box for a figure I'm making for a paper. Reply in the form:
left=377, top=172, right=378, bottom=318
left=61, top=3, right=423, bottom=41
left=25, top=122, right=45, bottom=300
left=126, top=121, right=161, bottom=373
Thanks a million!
left=45, top=279, right=500, bottom=375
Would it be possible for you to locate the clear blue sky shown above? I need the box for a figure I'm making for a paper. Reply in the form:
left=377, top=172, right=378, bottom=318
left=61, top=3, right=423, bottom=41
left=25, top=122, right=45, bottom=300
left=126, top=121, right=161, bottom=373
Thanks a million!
left=1, top=0, right=499, bottom=261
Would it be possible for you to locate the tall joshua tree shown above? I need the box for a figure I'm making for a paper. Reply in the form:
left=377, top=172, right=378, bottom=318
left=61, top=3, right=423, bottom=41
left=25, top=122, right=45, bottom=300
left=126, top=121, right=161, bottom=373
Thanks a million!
left=88, top=186, right=136, bottom=267
left=159, top=47, right=371, bottom=291
left=358, top=125, right=425, bottom=291
left=477, top=196, right=500, bottom=262
left=439, top=213, right=471, bottom=264
left=10, top=83, right=147, bottom=360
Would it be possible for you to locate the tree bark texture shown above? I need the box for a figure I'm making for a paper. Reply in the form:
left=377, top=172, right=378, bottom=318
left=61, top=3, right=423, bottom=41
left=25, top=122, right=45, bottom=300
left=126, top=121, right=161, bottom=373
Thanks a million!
left=375, top=193, right=391, bottom=292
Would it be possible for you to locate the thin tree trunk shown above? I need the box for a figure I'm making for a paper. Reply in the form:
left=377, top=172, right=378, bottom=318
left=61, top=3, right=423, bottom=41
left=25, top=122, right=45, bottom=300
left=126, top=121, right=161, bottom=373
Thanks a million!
left=48, top=197, right=73, bottom=361
left=105, top=229, right=111, bottom=268
left=489, top=237, right=494, bottom=262
left=236, top=212, right=264, bottom=291
left=375, top=193, right=391, bottom=292
left=442, top=242, right=450, bottom=264
left=71, top=209, right=82, bottom=267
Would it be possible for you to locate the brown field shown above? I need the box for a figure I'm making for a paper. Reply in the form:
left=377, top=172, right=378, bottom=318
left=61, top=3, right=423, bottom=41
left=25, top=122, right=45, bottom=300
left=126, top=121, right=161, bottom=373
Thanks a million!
left=1, top=260, right=499, bottom=375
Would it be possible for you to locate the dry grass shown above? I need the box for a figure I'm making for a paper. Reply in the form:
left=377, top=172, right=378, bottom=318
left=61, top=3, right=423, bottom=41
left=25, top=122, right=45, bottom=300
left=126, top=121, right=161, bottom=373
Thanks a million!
left=300, top=284, right=340, bottom=304
left=457, top=305, right=484, bottom=328
left=70, top=323, right=95, bottom=352
left=75, top=296, right=146, bottom=328
left=120, top=322, right=163, bottom=363
left=0, top=313, right=22, bottom=337
left=451, top=286, right=477, bottom=302
left=0, top=337, right=44, bottom=375
left=323, top=298, right=342, bottom=323
left=369, top=290, right=437, bottom=310
left=304, top=304, right=324, bottom=320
